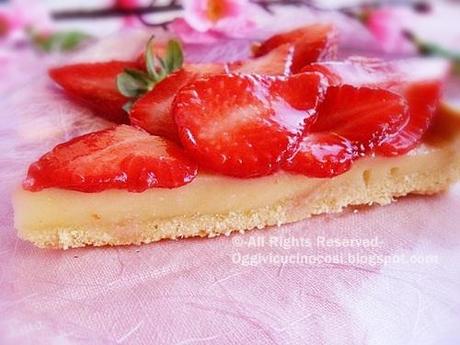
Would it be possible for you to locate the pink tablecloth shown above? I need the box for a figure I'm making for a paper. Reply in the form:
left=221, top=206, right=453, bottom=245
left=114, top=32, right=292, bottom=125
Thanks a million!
left=1, top=31, right=460, bottom=345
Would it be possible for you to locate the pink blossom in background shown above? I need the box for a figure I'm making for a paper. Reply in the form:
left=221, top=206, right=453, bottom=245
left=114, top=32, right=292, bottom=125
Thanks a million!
left=183, top=0, right=253, bottom=32
left=114, top=0, right=145, bottom=27
left=365, top=7, right=414, bottom=54
left=0, top=7, right=20, bottom=41
left=114, top=0, right=168, bottom=28
left=169, top=18, right=227, bottom=43
left=171, top=0, right=258, bottom=43
left=115, top=0, right=142, bottom=9
left=0, top=9, right=12, bottom=38
left=0, top=0, right=52, bottom=43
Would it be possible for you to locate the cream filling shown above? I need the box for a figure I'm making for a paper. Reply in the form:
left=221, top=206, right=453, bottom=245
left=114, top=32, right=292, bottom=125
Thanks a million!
left=13, top=141, right=459, bottom=233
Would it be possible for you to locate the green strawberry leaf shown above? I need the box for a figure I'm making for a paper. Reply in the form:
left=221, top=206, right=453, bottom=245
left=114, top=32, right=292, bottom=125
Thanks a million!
left=145, top=37, right=160, bottom=80
left=164, top=40, right=184, bottom=73
left=30, top=30, right=92, bottom=53
left=117, top=36, right=185, bottom=112
left=117, top=69, right=151, bottom=98
left=122, top=100, right=135, bottom=113
left=124, top=68, right=153, bottom=87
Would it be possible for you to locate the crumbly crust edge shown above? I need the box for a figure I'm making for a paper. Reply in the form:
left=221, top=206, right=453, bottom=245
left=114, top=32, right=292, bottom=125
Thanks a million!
left=18, top=162, right=460, bottom=249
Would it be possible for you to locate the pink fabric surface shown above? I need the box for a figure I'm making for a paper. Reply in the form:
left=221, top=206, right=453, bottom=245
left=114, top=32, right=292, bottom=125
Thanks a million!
left=1, top=31, right=460, bottom=345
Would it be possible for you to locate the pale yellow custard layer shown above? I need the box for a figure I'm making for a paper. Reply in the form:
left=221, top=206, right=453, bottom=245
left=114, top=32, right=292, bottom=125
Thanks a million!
left=13, top=104, right=460, bottom=249
left=13, top=138, right=460, bottom=249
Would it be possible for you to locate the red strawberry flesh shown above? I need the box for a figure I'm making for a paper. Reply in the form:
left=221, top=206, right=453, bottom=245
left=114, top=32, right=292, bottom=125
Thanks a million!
left=283, top=133, right=355, bottom=178
left=49, top=61, right=139, bottom=123
left=23, top=125, right=198, bottom=192
left=229, top=44, right=294, bottom=76
left=254, top=24, right=337, bottom=73
left=302, top=57, right=449, bottom=90
left=377, top=81, right=442, bottom=155
left=312, top=85, right=409, bottom=153
left=129, top=63, right=225, bottom=140
left=131, top=45, right=314, bottom=140
left=304, top=58, right=448, bottom=155
left=173, top=73, right=325, bottom=178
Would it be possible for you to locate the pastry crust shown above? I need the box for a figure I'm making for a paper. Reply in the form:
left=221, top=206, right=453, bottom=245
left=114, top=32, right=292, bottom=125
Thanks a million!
left=12, top=103, right=460, bottom=249
left=13, top=135, right=460, bottom=249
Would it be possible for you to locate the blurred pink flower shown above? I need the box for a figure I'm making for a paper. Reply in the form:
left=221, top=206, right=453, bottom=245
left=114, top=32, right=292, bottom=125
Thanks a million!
left=171, top=0, right=257, bottom=43
left=169, top=18, right=226, bottom=44
left=365, top=8, right=414, bottom=53
left=0, top=10, right=12, bottom=38
left=114, top=0, right=154, bottom=28
left=0, top=0, right=52, bottom=42
left=115, top=0, right=140, bottom=27
left=115, top=0, right=141, bottom=9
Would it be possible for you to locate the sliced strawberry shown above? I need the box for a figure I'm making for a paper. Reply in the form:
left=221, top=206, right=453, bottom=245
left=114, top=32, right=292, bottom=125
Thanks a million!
left=23, top=125, right=198, bottom=192
left=129, top=63, right=225, bottom=140
left=129, top=69, right=195, bottom=141
left=49, top=61, right=139, bottom=123
left=184, top=62, right=226, bottom=75
left=283, top=133, right=355, bottom=178
left=173, top=73, right=325, bottom=178
left=229, top=44, right=293, bottom=76
left=302, top=58, right=399, bottom=89
left=253, top=24, right=337, bottom=73
left=303, top=58, right=449, bottom=155
left=377, top=81, right=442, bottom=155
left=312, top=85, right=409, bottom=153
left=302, top=57, right=449, bottom=90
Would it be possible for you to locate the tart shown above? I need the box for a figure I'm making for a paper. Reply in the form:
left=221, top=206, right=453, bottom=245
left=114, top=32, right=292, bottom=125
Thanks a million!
left=12, top=24, right=460, bottom=249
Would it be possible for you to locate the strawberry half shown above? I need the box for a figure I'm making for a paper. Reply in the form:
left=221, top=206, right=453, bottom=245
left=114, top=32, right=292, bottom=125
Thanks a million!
left=283, top=133, right=355, bottom=178
left=23, top=125, right=198, bottom=193
left=311, top=85, right=409, bottom=153
left=302, top=58, right=399, bottom=89
left=253, top=24, right=337, bottom=73
left=229, top=44, right=294, bottom=76
left=173, top=73, right=325, bottom=178
left=377, top=81, right=442, bottom=155
left=302, top=57, right=449, bottom=90
left=304, top=58, right=449, bottom=155
left=49, top=61, right=139, bottom=123
left=131, top=46, right=300, bottom=140
left=129, top=63, right=225, bottom=140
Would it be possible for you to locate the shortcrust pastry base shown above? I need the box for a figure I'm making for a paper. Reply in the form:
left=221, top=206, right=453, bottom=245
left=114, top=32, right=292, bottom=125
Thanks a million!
left=14, top=137, right=460, bottom=249
left=13, top=103, right=460, bottom=249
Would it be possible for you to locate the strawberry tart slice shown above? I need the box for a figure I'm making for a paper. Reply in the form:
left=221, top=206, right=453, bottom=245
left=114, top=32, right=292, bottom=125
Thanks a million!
left=12, top=25, right=460, bottom=249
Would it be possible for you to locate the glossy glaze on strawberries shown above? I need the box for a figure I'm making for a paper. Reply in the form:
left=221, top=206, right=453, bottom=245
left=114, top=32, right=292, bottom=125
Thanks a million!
left=173, top=73, right=325, bottom=177
left=24, top=126, right=197, bottom=192
left=253, top=23, right=337, bottom=73
left=283, top=133, right=354, bottom=178
left=29, top=24, right=450, bottom=193
left=303, top=58, right=449, bottom=156
left=129, top=63, right=225, bottom=141
left=311, top=85, right=409, bottom=153
left=130, top=45, right=296, bottom=141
